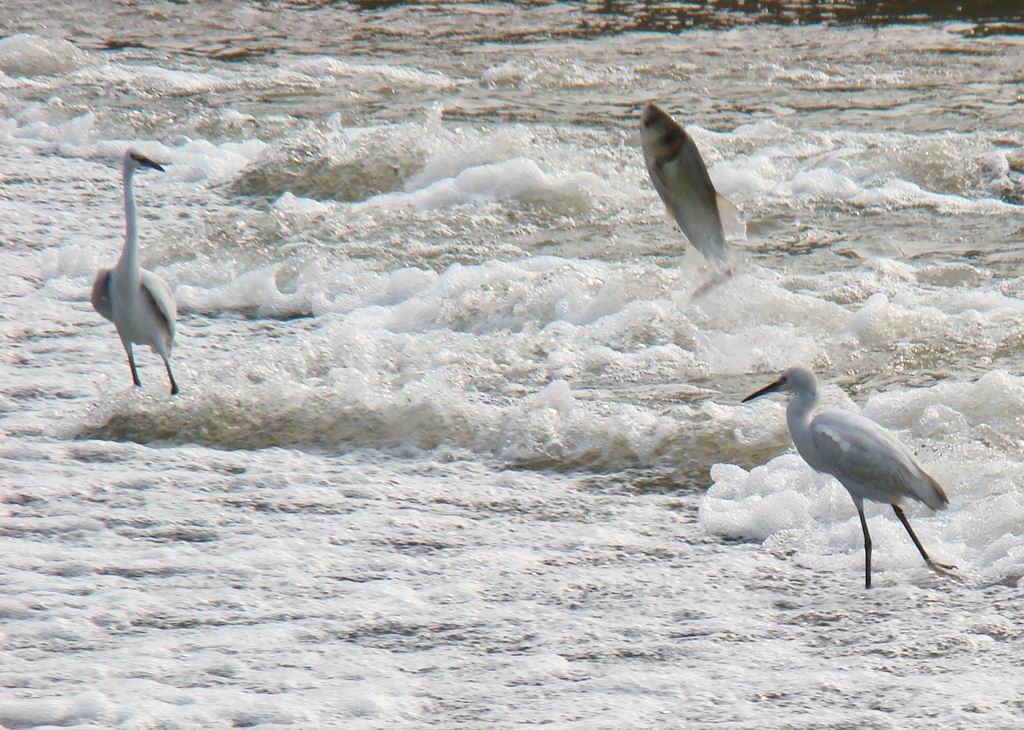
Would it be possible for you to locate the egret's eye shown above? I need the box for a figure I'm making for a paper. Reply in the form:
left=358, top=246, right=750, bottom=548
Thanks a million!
left=642, top=117, right=653, bottom=128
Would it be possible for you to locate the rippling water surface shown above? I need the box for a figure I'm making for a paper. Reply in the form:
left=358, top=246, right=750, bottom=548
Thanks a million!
left=3, top=2, right=1024, bottom=727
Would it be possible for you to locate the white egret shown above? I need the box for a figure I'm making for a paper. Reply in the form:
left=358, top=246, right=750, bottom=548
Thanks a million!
left=91, top=149, right=178, bottom=395
left=743, top=366, right=956, bottom=589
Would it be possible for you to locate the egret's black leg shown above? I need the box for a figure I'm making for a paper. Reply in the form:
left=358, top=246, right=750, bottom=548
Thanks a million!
left=892, top=505, right=958, bottom=578
left=125, top=343, right=141, bottom=387
left=858, top=505, right=872, bottom=590
left=163, top=357, right=179, bottom=396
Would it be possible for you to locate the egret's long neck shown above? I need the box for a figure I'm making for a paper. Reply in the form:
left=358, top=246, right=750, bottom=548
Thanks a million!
left=786, top=385, right=819, bottom=444
left=116, top=163, right=140, bottom=281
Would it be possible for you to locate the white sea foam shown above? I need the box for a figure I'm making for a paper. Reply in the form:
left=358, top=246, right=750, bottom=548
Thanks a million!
left=70, top=63, right=237, bottom=96
left=402, top=125, right=538, bottom=191
left=0, top=108, right=264, bottom=183
left=707, top=121, right=1018, bottom=214
left=0, top=692, right=116, bottom=728
left=362, top=157, right=612, bottom=213
left=480, top=57, right=632, bottom=89
left=0, top=34, right=91, bottom=77
left=229, top=120, right=446, bottom=201
left=771, top=65, right=833, bottom=85
left=284, top=57, right=461, bottom=90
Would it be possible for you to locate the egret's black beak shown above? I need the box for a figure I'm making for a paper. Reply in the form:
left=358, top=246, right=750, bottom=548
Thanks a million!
left=130, top=152, right=166, bottom=172
left=742, top=377, right=785, bottom=403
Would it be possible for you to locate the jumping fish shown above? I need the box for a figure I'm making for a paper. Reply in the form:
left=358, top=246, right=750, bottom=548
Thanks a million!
left=640, top=101, right=737, bottom=265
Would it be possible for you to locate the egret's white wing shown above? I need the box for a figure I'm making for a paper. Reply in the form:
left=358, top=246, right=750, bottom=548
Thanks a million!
left=810, top=410, right=948, bottom=510
left=140, top=270, right=177, bottom=342
left=90, top=268, right=114, bottom=322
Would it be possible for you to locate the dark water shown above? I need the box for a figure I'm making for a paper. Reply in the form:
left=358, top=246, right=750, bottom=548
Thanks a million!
left=582, top=0, right=1024, bottom=32
left=7, top=1, right=1024, bottom=62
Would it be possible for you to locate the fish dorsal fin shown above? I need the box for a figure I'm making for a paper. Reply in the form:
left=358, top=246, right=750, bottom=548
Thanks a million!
left=715, top=193, right=746, bottom=241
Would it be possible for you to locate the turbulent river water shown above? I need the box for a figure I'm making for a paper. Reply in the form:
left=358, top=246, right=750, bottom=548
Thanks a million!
left=3, top=2, right=1024, bottom=727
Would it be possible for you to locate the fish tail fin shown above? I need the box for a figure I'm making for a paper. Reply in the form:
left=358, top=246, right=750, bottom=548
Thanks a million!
left=716, top=193, right=746, bottom=241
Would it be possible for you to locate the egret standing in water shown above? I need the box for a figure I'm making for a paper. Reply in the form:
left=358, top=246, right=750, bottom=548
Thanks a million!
left=743, top=366, right=957, bottom=589
left=91, top=150, right=179, bottom=395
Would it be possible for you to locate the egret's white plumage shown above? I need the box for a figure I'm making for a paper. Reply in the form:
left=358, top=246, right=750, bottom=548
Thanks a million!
left=743, top=366, right=955, bottom=588
left=91, top=149, right=179, bottom=395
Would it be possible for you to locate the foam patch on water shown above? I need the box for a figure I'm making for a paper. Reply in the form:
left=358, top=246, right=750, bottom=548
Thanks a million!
left=229, top=121, right=442, bottom=201
left=0, top=691, right=117, bottom=728
left=0, top=110, right=264, bottom=183
left=169, top=246, right=856, bottom=340
left=0, top=109, right=99, bottom=150
left=480, top=58, right=633, bottom=89
left=702, top=373, right=1024, bottom=586
left=861, top=370, right=1024, bottom=443
left=70, top=63, right=242, bottom=97
left=227, top=117, right=636, bottom=230
left=770, top=64, right=834, bottom=85
left=402, top=125, right=540, bottom=192
left=284, top=57, right=462, bottom=90
left=0, top=34, right=91, bottom=77
left=849, top=289, right=1024, bottom=352
left=362, top=157, right=612, bottom=215
left=25, top=53, right=462, bottom=115
left=709, top=123, right=1018, bottom=213
left=174, top=118, right=651, bottom=269
left=75, top=362, right=786, bottom=479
